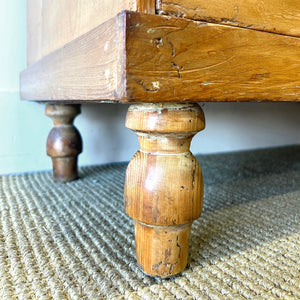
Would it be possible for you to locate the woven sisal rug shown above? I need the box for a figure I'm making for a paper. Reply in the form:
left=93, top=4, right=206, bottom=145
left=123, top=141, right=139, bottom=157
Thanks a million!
left=0, top=146, right=299, bottom=299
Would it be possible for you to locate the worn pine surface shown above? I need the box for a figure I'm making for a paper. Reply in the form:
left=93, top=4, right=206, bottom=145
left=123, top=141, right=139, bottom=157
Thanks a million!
left=157, top=0, right=300, bottom=37
left=137, top=0, right=156, bottom=13
left=125, top=13, right=300, bottom=102
left=27, top=0, right=156, bottom=65
left=21, top=12, right=300, bottom=102
left=21, top=15, right=126, bottom=102
left=124, top=103, right=205, bottom=277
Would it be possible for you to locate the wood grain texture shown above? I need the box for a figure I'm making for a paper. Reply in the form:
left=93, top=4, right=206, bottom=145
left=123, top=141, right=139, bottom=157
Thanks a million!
left=27, top=0, right=156, bottom=65
left=125, top=12, right=300, bottom=102
left=21, top=12, right=300, bottom=102
left=45, top=105, right=82, bottom=182
left=124, top=103, right=205, bottom=276
left=21, top=14, right=126, bottom=102
left=134, top=221, right=192, bottom=277
left=157, top=0, right=300, bottom=37
left=137, top=0, right=156, bottom=13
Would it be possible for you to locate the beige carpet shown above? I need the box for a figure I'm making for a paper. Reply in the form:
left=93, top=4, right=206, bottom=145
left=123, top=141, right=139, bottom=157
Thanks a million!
left=0, top=146, right=299, bottom=299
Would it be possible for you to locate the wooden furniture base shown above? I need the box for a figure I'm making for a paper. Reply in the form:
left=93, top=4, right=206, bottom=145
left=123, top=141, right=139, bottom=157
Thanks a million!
left=45, top=104, right=82, bottom=182
left=124, top=103, right=205, bottom=276
left=21, top=1, right=299, bottom=278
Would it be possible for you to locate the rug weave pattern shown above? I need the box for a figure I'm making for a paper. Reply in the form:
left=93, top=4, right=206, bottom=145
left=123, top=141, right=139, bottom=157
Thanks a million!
left=0, top=146, right=299, bottom=299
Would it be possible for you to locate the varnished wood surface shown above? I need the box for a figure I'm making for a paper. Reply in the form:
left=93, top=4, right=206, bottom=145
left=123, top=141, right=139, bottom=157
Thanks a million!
left=21, top=11, right=300, bottom=103
left=125, top=13, right=300, bottom=102
left=136, top=0, right=156, bottom=13
left=27, top=0, right=156, bottom=65
left=124, top=103, right=205, bottom=276
left=157, top=0, right=300, bottom=37
left=21, top=15, right=126, bottom=102
left=45, top=105, right=82, bottom=182
left=134, top=221, right=192, bottom=277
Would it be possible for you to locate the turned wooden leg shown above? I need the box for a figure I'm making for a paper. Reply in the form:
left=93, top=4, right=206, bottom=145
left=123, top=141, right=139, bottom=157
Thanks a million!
left=45, top=104, right=82, bottom=182
left=124, top=103, right=205, bottom=277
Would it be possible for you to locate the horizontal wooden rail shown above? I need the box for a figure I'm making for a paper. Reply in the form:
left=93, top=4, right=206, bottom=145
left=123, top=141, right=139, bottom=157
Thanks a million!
left=20, top=11, right=300, bottom=103
left=157, top=0, right=300, bottom=38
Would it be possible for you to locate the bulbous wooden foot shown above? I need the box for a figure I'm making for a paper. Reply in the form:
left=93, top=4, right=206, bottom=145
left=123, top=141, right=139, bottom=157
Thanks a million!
left=45, top=104, right=82, bottom=182
left=124, top=103, right=205, bottom=277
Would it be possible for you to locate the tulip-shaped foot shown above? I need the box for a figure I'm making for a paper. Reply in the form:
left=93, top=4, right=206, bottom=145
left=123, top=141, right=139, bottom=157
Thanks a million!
left=45, top=104, right=82, bottom=182
left=124, top=103, right=205, bottom=277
